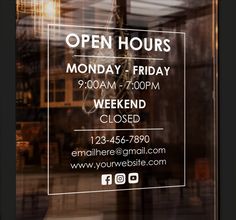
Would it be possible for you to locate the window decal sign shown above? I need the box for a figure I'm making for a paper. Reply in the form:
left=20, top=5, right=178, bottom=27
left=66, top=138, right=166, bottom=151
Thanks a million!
left=47, top=24, right=186, bottom=195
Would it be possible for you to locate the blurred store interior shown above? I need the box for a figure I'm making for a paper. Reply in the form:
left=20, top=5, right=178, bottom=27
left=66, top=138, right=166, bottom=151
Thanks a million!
left=16, top=0, right=217, bottom=220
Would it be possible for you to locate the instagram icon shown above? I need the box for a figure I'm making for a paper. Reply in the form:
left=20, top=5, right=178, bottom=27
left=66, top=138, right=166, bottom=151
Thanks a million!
left=115, top=173, right=126, bottom=185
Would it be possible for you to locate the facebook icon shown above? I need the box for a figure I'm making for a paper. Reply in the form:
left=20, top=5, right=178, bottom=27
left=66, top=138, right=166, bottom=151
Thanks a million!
left=101, top=174, right=112, bottom=185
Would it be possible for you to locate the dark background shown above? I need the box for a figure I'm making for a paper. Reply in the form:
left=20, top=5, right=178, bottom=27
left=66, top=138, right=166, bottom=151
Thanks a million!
left=219, top=0, right=236, bottom=219
left=0, top=0, right=16, bottom=220
left=0, top=0, right=236, bottom=219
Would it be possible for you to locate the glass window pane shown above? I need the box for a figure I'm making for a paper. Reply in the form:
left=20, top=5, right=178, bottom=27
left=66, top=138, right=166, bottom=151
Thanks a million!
left=55, top=92, right=65, bottom=102
left=55, top=79, right=65, bottom=89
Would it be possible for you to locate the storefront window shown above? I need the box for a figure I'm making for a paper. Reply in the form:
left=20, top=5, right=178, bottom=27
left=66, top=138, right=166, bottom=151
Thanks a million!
left=16, top=0, right=218, bottom=219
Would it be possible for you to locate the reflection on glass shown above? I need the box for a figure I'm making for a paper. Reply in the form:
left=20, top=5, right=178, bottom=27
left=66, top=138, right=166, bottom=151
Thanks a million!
left=16, top=0, right=218, bottom=220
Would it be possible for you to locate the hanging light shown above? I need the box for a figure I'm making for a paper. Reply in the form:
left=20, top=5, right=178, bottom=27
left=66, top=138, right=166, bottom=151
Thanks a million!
left=16, top=0, right=61, bottom=36
left=44, top=1, right=57, bottom=19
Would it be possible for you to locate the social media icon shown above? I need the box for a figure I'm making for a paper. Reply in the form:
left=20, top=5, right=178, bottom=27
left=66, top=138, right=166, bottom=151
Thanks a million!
left=128, top=173, right=139, bottom=184
left=115, top=173, right=126, bottom=185
left=101, top=174, right=112, bottom=185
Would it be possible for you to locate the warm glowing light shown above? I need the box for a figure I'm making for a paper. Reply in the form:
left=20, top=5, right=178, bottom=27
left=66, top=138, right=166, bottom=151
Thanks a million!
left=16, top=0, right=61, bottom=36
left=44, top=1, right=57, bottom=19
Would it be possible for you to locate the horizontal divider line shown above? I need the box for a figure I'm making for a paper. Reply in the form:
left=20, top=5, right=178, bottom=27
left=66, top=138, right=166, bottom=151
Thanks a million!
left=48, top=185, right=186, bottom=196
left=73, top=128, right=164, bottom=132
left=73, top=54, right=164, bottom=61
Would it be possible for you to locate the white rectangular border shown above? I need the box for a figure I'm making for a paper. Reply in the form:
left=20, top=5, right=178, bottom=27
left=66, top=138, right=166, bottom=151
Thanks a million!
left=47, top=24, right=186, bottom=195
